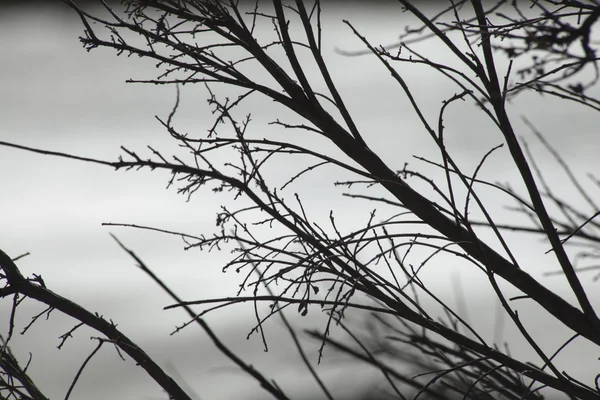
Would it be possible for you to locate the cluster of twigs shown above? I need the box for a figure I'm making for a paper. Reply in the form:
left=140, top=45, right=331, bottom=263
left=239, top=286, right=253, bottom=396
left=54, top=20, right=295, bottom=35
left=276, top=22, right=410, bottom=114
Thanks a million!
left=305, top=313, right=547, bottom=400
left=1, top=0, right=600, bottom=399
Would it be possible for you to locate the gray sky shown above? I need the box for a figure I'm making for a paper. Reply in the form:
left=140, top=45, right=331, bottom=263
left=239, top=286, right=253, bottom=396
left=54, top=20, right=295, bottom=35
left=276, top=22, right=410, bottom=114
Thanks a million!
left=1, top=2, right=599, bottom=400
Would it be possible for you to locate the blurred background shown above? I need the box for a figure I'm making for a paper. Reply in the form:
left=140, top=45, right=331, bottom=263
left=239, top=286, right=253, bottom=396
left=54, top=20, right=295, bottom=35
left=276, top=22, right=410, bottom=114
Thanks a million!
left=1, top=1, right=599, bottom=399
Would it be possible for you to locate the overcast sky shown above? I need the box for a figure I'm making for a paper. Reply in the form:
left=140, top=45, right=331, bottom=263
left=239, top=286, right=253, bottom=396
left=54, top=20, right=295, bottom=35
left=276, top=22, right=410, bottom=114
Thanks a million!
left=1, top=2, right=599, bottom=400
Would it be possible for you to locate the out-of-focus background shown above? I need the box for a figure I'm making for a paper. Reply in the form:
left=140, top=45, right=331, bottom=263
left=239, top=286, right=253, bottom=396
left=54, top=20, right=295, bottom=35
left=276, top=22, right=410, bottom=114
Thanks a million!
left=1, top=1, right=599, bottom=399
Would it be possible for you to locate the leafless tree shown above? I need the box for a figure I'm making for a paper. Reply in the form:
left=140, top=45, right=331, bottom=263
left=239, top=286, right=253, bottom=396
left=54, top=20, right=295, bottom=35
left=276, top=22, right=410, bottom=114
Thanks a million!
left=1, top=1, right=600, bottom=399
